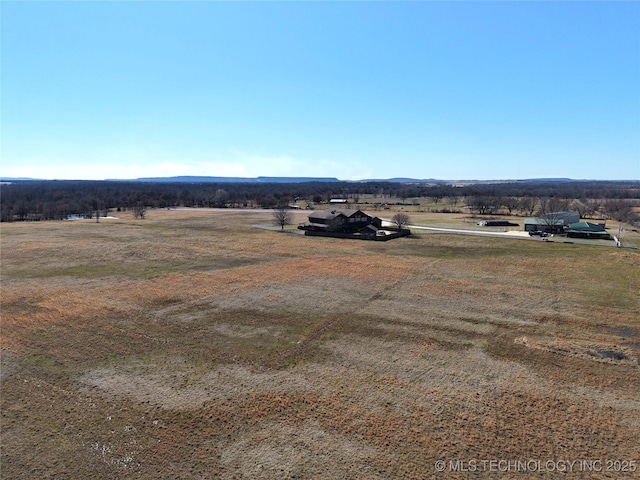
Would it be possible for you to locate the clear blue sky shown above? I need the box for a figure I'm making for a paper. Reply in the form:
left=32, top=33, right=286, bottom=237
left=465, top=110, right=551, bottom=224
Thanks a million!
left=2, top=1, right=639, bottom=181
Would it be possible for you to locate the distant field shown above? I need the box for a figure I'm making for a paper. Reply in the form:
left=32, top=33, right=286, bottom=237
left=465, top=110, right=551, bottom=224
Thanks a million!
left=2, top=209, right=639, bottom=479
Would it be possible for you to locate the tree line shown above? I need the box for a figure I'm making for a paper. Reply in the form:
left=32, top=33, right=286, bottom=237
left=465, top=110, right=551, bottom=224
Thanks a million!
left=1, top=179, right=638, bottom=224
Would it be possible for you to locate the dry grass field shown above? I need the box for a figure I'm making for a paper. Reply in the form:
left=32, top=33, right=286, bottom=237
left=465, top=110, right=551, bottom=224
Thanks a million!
left=2, top=209, right=639, bottom=479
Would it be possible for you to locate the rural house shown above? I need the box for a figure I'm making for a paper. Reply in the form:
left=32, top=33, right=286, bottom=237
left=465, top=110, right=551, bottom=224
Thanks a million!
left=300, top=209, right=374, bottom=233
left=298, top=209, right=408, bottom=240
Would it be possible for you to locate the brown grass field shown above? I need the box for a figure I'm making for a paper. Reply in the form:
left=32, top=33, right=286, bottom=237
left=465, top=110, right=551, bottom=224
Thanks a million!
left=1, top=209, right=639, bottom=479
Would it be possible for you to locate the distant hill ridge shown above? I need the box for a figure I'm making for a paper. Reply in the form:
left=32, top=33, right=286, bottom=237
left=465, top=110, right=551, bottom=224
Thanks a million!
left=2, top=176, right=633, bottom=184
left=113, top=176, right=585, bottom=184
left=132, top=176, right=341, bottom=183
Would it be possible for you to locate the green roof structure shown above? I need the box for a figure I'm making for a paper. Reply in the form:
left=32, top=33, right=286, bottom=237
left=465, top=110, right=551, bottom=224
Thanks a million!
left=565, top=222, right=612, bottom=239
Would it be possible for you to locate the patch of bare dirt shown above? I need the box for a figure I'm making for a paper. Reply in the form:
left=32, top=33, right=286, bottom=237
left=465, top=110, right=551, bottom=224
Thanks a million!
left=79, top=358, right=312, bottom=410
left=515, top=335, right=639, bottom=366
left=321, top=334, right=548, bottom=397
left=219, top=419, right=381, bottom=479
left=0, top=349, right=21, bottom=381
left=210, top=323, right=281, bottom=339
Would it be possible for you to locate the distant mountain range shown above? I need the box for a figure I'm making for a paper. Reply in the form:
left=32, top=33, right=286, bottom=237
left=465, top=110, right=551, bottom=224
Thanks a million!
left=130, top=176, right=342, bottom=183
left=1, top=176, right=632, bottom=184
left=0, top=177, right=39, bottom=181
left=124, top=176, right=580, bottom=184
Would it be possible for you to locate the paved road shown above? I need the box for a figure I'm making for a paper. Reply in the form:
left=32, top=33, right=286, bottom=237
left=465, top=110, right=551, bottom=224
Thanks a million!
left=405, top=223, right=625, bottom=247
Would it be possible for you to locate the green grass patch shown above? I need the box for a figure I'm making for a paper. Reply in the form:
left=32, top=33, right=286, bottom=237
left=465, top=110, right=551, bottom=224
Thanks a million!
left=2, top=257, right=271, bottom=280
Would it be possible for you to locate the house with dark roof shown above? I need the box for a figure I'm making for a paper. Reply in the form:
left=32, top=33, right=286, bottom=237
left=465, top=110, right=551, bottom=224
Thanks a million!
left=302, top=209, right=373, bottom=233
left=299, top=209, right=408, bottom=240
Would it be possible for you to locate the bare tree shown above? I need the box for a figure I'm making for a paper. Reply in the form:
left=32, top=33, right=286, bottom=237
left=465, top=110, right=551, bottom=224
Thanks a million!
left=447, top=195, right=461, bottom=206
left=570, top=199, right=591, bottom=219
left=428, top=187, right=447, bottom=205
left=467, top=195, right=496, bottom=216
left=132, top=202, right=147, bottom=219
left=603, top=199, right=633, bottom=222
left=602, top=199, right=637, bottom=244
left=539, top=197, right=569, bottom=214
left=537, top=212, right=564, bottom=231
left=272, top=205, right=292, bottom=230
left=391, top=212, right=411, bottom=230
left=213, top=189, right=229, bottom=208
left=585, top=199, right=601, bottom=219
left=501, top=196, right=519, bottom=215
left=518, top=197, right=537, bottom=216
left=536, top=197, right=570, bottom=228
left=92, top=198, right=101, bottom=223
